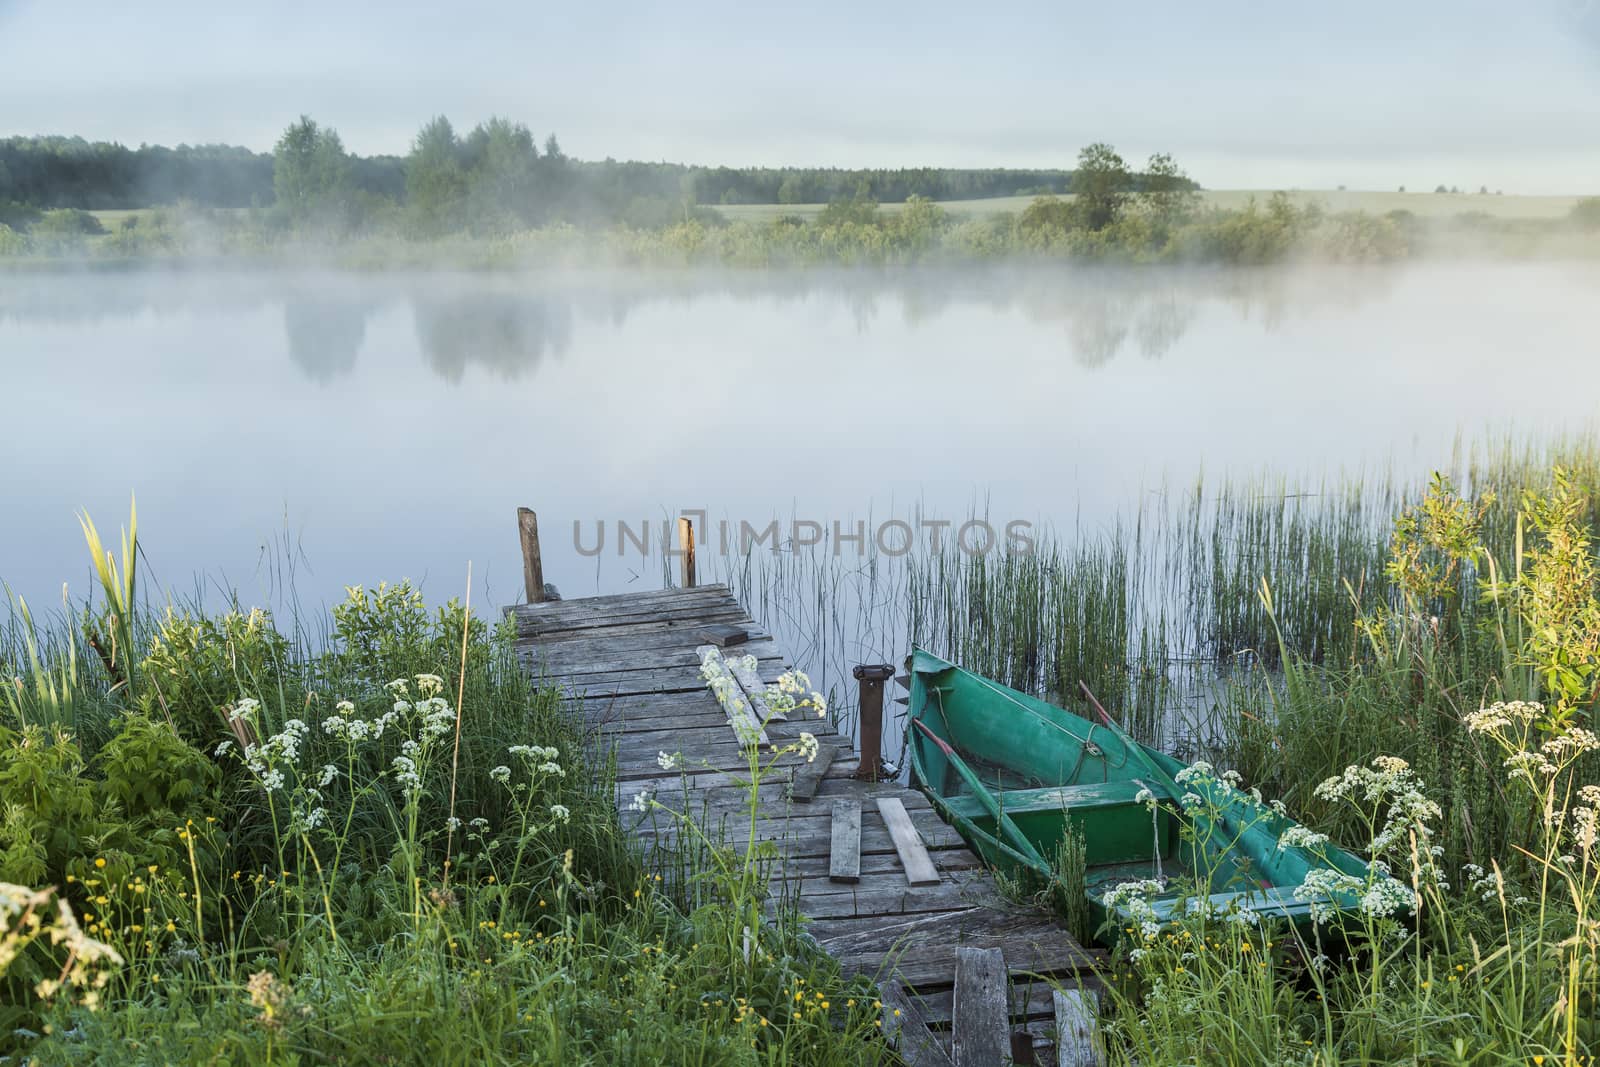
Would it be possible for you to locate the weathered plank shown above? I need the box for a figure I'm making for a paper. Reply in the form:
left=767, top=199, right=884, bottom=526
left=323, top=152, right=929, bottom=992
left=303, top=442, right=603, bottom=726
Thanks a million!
left=524, top=637, right=783, bottom=676
left=721, top=650, right=786, bottom=721
left=517, top=607, right=756, bottom=639
left=1054, top=988, right=1101, bottom=1067
left=828, top=800, right=861, bottom=884
left=880, top=980, right=955, bottom=1067
left=514, top=581, right=1096, bottom=1001
left=524, top=627, right=771, bottom=661
left=810, top=907, right=1102, bottom=987
left=878, top=797, right=941, bottom=886
left=698, top=622, right=749, bottom=647
left=952, top=947, right=1009, bottom=1067
left=696, top=645, right=769, bottom=746
left=787, top=740, right=842, bottom=801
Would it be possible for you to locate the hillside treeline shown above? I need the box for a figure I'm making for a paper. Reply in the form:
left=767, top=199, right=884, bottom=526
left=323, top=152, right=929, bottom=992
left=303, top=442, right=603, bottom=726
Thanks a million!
left=0, top=115, right=1192, bottom=222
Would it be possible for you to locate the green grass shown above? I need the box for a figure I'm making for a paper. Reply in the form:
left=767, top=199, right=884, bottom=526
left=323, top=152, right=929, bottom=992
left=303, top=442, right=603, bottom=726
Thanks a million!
left=716, top=189, right=1590, bottom=224
left=0, top=521, right=885, bottom=1064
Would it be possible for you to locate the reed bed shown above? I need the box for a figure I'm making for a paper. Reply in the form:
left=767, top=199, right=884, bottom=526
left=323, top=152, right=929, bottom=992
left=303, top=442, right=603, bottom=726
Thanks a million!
left=715, top=428, right=1600, bottom=1064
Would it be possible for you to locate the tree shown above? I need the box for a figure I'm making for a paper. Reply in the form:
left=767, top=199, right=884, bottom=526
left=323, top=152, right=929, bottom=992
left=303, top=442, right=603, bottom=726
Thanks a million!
left=1571, top=198, right=1600, bottom=231
left=464, top=117, right=539, bottom=229
left=273, top=116, right=351, bottom=221
left=1138, top=152, right=1199, bottom=234
left=405, top=116, right=466, bottom=233
left=1070, top=143, right=1129, bottom=231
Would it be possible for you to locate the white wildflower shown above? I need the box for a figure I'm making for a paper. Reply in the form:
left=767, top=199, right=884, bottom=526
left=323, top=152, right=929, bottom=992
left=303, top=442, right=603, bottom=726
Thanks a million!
left=489, top=766, right=511, bottom=784
left=658, top=751, right=679, bottom=771
left=795, top=732, right=821, bottom=762
left=549, top=804, right=570, bottom=822
left=1278, top=825, right=1330, bottom=851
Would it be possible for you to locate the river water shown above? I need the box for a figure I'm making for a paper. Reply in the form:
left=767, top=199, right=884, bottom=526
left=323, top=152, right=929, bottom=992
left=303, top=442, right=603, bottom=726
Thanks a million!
left=4, top=261, right=1598, bottom=719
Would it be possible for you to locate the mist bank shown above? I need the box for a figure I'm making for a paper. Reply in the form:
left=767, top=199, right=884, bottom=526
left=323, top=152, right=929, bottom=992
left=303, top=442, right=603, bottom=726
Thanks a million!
left=4, top=192, right=1599, bottom=269
left=11, top=116, right=1598, bottom=267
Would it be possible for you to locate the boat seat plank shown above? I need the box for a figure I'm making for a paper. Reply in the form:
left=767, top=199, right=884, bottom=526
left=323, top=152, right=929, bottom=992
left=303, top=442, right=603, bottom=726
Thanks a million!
left=1133, top=884, right=1321, bottom=923
left=941, top=778, right=1157, bottom=821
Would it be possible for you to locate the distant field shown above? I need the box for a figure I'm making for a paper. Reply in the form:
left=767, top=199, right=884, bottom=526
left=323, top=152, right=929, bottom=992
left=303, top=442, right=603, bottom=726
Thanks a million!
left=716, top=189, right=1589, bottom=224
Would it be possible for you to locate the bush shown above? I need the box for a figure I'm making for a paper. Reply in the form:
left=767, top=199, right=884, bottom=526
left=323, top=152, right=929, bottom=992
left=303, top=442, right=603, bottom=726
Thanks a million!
left=0, top=223, right=27, bottom=256
left=1571, top=197, right=1600, bottom=231
left=31, top=208, right=106, bottom=238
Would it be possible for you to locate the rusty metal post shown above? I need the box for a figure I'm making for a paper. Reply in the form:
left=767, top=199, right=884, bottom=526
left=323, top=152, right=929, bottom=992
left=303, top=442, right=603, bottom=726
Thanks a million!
left=852, top=663, right=895, bottom=781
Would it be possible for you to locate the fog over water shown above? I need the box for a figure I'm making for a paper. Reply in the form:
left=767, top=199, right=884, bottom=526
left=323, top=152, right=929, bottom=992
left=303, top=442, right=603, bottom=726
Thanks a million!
left=3, top=262, right=1598, bottom=620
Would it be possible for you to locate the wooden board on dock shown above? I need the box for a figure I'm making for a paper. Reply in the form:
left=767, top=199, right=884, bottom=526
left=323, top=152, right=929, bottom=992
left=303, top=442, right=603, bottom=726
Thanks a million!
left=508, top=580, right=1099, bottom=1047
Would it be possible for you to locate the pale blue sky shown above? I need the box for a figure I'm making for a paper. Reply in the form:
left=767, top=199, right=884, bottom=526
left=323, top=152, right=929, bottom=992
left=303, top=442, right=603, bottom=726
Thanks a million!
left=1, top=0, right=1597, bottom=192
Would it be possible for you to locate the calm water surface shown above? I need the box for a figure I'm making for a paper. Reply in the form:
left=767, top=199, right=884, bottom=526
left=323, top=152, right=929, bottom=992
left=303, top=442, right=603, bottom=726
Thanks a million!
left=3, top=261, right=1598, bottom=625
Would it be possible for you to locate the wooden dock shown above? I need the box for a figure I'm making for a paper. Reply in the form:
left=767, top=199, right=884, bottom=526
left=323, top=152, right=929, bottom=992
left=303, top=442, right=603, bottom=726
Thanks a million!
left=509, top=581, right=1104, bottom=1063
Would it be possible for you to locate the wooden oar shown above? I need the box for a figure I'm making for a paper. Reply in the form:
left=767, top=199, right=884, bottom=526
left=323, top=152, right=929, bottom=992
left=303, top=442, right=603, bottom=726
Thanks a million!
left=1079, top=682, right=1183, bottom=802
left=910, top=718, right=1049, bottom=871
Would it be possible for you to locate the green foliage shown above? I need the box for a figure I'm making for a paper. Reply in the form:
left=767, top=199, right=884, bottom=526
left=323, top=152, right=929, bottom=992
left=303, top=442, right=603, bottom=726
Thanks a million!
left=1322, top=211, right=1409, bottom=261
left=406, top=115, right=468, bottom=235
left=30, top=208, right=105, bottom=237
left=815, top=193, right=880, bottom=228
left=0, top=726, right=96, bottom=884
left=77, top=501, right=140, bottom=701
left=1136, top=152, right=1200, bottom=238
left=1070, top=142, right=1130, bottom=231
left=1170, top=192, right=1316, bottom=264
left=2, top=569, right=883, bottom=1063
left=1517, top=468, right=1600, bottom=725
left=273, top=115, right=353, bottom=224
left=1383, top=473, right=1490, bottom=612
left=138, top=607, right=290, bottom=748
left=1570, top=197, right=1600, bottom=231
left=0, top=222, right=29, bottom=255
left=95, top=714, right=220, bottom=824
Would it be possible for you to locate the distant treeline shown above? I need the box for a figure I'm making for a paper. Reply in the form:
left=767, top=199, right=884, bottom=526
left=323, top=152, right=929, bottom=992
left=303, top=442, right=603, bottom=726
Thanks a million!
left=0, top=135, right=404, bottom=210
left=0, top=121, right=1189, bottom=218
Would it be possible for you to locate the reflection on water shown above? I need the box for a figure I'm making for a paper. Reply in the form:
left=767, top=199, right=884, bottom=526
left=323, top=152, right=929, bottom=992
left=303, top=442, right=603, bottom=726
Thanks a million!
left=413, top=293, right=572, bottom=382
left=4, top=259, right=1599, bottom=637
left=284, top=292, right=367, bottom=382
left=0, top=264, right=1407, bottom=382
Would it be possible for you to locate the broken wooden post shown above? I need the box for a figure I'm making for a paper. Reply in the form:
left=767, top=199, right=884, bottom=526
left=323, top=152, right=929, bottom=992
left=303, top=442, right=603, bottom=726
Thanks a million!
left=677, top=516, right=696, bottom=589
left=1053, top=988, right=1102, bottom=1067
left=517, top=507, right=546, bottom=604
left=852, top=662, right=894, bottom=781
left=952, top=946, right=1009, bottom=1067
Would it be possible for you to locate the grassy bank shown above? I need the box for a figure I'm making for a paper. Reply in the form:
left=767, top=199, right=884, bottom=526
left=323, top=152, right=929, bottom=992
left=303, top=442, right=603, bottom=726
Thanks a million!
left=0, top=517, right=883, bottom=1064
left=3, top=188, right=1599, bottom=270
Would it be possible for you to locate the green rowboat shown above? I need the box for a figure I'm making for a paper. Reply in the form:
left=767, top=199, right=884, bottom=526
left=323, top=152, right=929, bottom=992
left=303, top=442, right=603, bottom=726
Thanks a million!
left=905, top=648, right=1375, bottom=942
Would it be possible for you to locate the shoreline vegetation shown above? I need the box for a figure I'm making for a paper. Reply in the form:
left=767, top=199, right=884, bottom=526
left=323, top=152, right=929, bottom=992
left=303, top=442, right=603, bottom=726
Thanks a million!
left=4, top=121, right=1600, bottom=269
left=5, top=433, right=1600, bottom=1061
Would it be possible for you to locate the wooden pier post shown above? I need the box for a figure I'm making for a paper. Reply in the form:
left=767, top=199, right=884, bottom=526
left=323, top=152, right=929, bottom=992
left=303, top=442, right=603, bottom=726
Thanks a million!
left=677, top=516, right=696, bottom=589
left=852, top=663, right=895, bottom=781
left=517, top=507, right=547, bottom=604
